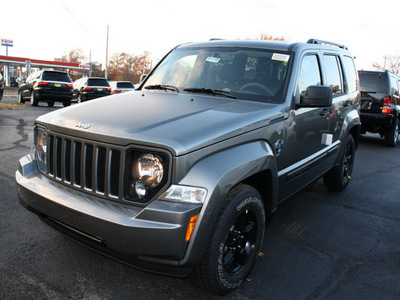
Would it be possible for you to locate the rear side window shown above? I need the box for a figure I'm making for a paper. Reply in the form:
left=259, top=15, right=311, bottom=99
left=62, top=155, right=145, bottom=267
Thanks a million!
left=42, top=72, right=72, bottom=82
left=87, top=79, right=110, bottom=87
left=323, top=55, right=344, bottom=95
left=358, top=73, right=387, bottom=93
left=117, top=82, right=134, bottom=88
left=297, top=55, right=322, bottom=96
left=342, top=56, right=358, bottom=93
left=390, top=76, right=399, bottom=97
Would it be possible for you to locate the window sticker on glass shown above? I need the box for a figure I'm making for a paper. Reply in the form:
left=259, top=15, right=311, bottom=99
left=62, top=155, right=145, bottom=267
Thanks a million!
left=272, top=53, right=290, bottom=62
left=205, top=57, right=220, bottom=63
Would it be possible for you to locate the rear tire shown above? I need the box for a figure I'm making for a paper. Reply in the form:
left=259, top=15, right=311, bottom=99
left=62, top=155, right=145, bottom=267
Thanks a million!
left=323, top=134, right=355, bottom=191
left=385, top=118, right=399, bottom=147
left=18, top=91, right=25, bottom=104
left=63, top=99, right=71, bottom=107
left=191, top=184, right=265, bottom=295
left=30, top=91, right=38, bottom=106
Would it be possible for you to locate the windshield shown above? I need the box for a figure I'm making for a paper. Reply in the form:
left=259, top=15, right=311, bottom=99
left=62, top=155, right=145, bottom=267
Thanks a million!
left=143, top=47, right=290, bottom=103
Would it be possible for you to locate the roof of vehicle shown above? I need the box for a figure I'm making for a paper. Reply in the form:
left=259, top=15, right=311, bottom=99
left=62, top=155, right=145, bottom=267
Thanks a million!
left=176, top=39, right=351, bottom=53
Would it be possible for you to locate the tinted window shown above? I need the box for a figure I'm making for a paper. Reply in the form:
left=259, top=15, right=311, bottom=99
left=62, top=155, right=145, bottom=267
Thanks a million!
left=342, top=56, right=358, bottom=93
left=87, top=79, right=110, bottom=87
left=117, top=82, right=134, bottom=88
left=298, top=55, right=321, bottom=95
left=390, top=76, right=399, bottom=97
left=42, top=72, right=72, bottom=82
left=323, top=55, right=344, bottom=95
left=358, top=73, right=387, bottom=93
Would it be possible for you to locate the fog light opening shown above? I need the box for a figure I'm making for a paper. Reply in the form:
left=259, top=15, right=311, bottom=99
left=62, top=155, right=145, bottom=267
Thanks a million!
left=135, top=181, right=147, bottom=199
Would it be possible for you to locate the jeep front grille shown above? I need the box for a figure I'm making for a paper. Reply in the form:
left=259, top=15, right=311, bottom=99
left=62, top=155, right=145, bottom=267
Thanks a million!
left=46, top=134, right=123, bottom=200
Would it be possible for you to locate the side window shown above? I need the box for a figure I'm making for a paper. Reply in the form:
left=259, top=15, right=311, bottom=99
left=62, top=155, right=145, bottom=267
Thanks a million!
left=297, top=54, right=322, bottom=96
left=323, top=55, right=344, bottom=95
left=342, top=56, right=358, bottom=93
left=390, top=76, right=399, bottom=97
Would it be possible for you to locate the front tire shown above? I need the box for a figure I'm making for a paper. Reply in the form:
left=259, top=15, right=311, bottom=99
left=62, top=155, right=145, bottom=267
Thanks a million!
left=192, top=184, right=265, bottom=295
left=323, top=134, right=355, bottom=191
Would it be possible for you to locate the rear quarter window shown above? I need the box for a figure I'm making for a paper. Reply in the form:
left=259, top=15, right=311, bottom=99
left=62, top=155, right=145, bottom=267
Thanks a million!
left=342, top=56, right=358, bottom=93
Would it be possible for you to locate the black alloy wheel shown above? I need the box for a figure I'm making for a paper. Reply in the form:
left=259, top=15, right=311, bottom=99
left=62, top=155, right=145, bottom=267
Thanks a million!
left=192, top=184, right=265, bottom=295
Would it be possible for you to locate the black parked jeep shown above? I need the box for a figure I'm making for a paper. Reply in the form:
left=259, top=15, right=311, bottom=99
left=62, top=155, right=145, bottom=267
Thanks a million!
left=358, top=70, right=400, bottom=146
left=17, top=39, right=361, bottom=295
left=18, top=70, right=73, bottom=107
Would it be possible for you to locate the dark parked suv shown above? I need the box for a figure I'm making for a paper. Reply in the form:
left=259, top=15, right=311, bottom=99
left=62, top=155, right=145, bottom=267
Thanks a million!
left=72, top=77, right=111, bottom=102
left=358, top=70, right=400, bottom=146
left=16, top=39, right=361, bottom=295
left=18, top=70, right=73, bottom=107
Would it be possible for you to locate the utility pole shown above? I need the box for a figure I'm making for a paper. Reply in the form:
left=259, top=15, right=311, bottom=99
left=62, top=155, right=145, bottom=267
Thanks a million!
left=105, top=25, right=109, bottom=80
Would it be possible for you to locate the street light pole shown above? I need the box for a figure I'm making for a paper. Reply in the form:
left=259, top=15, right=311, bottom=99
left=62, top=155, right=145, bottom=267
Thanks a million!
left=105, top=25, right=109, bottom=80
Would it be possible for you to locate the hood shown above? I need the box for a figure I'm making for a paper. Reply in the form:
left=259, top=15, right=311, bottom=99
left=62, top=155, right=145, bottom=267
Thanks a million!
left=37, top=91, right=281, bottom=156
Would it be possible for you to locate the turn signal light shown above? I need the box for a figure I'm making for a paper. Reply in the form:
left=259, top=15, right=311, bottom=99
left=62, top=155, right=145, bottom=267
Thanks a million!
left=106, top=88, right=111, bottom=91
left=84, top=87, right=93, bottom=90
left=382, top=97, right=392, bottom=114
left=115, top=89, right=122, bottom=93
left=185, top=214, right=199, bottom=242
left=38, top=82, right=49, bottom=86
left=66, top=84, right=73, bottom=88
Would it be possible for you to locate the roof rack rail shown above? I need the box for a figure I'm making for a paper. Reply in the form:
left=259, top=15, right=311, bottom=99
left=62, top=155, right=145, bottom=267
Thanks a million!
left=307, top=39, right=348, bottom=50
left=209, top=38, right=223, bottom=41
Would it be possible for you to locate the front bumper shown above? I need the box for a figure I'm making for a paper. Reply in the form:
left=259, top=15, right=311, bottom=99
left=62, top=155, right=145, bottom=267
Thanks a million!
left=16, top=155, right=202, bottom=277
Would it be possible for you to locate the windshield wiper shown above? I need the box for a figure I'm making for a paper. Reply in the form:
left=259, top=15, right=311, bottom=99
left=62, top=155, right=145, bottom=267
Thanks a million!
left=183, top=88, right=239, bottom=99
left=144, top=84, right=179, bottom=92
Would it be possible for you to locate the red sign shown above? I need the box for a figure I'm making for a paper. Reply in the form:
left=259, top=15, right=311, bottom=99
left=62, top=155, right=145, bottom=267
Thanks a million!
left=79, top=64, right=90, bottom=70
left=1, top=39, right=13, bottom=47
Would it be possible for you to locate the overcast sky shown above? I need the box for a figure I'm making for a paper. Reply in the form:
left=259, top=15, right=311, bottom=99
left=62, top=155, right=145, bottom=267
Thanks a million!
left=1, top=0, right=399, bottom=70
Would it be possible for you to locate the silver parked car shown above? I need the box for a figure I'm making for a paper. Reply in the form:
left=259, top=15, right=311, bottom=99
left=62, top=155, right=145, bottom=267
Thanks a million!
left=16, top=38, right=361, bottom=295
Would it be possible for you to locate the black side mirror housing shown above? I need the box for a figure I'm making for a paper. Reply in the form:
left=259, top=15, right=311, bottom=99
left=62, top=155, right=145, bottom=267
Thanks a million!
left=297, top=85, right=332, bottom=108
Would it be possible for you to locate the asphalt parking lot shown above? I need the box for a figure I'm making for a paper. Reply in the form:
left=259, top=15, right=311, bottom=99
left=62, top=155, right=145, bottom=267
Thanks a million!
left=1, top=95, right=400, bottom=299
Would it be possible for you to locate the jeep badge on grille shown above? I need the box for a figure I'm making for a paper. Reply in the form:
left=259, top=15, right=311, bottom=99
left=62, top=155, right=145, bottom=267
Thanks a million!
left=75, top=122, right=91, bottom=130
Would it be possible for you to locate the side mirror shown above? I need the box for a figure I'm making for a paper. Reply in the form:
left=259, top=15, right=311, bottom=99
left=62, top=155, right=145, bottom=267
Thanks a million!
left=297, top=85, right=332, bottom=108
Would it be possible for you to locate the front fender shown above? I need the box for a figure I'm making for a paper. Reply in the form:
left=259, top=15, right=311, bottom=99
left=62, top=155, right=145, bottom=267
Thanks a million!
left=177, top=140, right=277, bottom=267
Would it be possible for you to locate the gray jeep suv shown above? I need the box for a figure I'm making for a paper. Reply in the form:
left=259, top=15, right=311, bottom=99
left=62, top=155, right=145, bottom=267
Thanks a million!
left=16, top=39, right=361, bottom=294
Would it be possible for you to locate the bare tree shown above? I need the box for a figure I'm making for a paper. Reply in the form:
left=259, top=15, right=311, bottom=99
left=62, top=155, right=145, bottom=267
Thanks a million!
left=64, top=48, right=87, bottom=64
left=108, top=51, right=151, bottom=83
left=373, top=55, right=400, bottom=75
left=259, top=33, right=285, bottom=41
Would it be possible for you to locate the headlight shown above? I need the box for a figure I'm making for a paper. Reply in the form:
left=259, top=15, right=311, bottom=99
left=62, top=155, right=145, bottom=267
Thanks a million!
left=136, top=154, right=164, bottom=188
left=36, top=128, right=48, bottom=171
left=125, top=151, right=169, bottom=203
left=160, top=185, right=207, bottom=204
